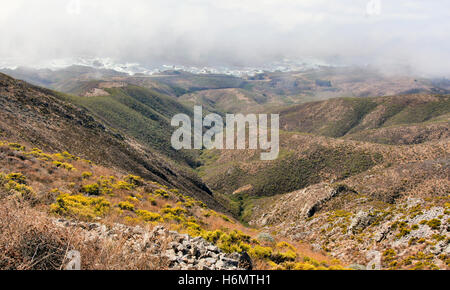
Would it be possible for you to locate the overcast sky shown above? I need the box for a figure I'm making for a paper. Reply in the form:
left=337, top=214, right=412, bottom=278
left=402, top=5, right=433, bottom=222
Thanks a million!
left=0, top=0, right=449, bottom=76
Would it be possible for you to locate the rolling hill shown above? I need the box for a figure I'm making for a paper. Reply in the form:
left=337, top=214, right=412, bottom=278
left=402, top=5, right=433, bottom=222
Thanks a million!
left=195, top=93, right=449, bottom=225
left=194, top=104, right=449, bottom=269
left=0, top=72, right=350, bottom=270
left=1, top=68, right=448, bottom=270
left=58, top=82, right=200, bottom=167
left=0, top=72, right=219, bottom=210
left=279, top=94, right=449, bottom=144
left=5, top=65, right=449, bottom=117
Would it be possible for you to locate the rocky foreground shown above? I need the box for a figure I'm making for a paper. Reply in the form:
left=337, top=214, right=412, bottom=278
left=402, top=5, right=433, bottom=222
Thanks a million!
left=251, top=184, right=450, bottom=270
left=54, top=220, right=251, bottom=270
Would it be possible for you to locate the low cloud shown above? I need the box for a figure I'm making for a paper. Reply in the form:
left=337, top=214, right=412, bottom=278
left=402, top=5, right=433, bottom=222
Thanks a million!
left=1, top=0, right=449, bottom=76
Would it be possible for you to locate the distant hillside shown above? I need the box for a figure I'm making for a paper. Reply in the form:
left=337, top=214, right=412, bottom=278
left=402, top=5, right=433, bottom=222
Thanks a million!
left=59, top=82, right=199, bottom=167
left=246, top=67, right=450, bottom=98
left=0, top=65, right=127, bottom=92
left=143, top=71, right=247, bottom=96
left=0, top=72, right=221, bottom=210
left=196, top=132, right=385, bottom=219
left=5, top=66, right=449, bottom=117
left=176, top=67, right=450, bottom=114
left=195, top=94, right=449, bottom=221
left=247, top=153, right=449, bottom=269
left=178, top=88, right=276, bottom=114
left=197, top=129, right=448, bottom=225
left=279, top=94, right=449, bottom=144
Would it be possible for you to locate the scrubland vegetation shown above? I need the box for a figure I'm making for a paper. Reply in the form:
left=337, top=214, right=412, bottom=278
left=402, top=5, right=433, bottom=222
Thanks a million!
left=0, top=140, right=347, bottom=270
left=1, top=71, right=448, bottom=271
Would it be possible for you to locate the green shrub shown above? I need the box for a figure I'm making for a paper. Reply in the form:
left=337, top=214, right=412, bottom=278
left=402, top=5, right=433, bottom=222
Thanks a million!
left=97, top=177, right=114, bottom=195
left=124, top=175, right=144, bottom=186
left=271, top=250, right=297, bottom=263
left=5, top=180, right=35, bottom=200
left=249, top=245, right=273, bottom=259
left=427, top=219, right=441, bottom=230
left=50, top=194, right=110, bottom=220
left=276, top=241, right=296, bottom=251
left=1, top=172, right=35, bottom=199
left=383, top=249, right=397, bottom=263
left=148, top=197, right=157, bottom=206
left=8, top=143, right=25, bottom=151
left=61, top=151, right=79, bottom=160
left=52, top=161, right=75, bottom=171
left=302, top=256, right=320, bottom=266
left=5, top=173, right=27, bottom=184
left=396, top=227, right=411, bottom=239
left=114, top=181, right=135, bottom=190
left=26, top=148, right=53, bottom=161
left=161, top=206, right=187, bottom=216
left=82, top=171, right=93, bottom=179
left=118, top=201, right=135, bottom=211
left=154, top=189, right=168, bottom=197
left=183, top=221, right=203, bottom=236
left=136, top=210, right=163, bottom=222
left=201, top=230, right=224, bottom=244
left=81, top=183, right=100, bottom=195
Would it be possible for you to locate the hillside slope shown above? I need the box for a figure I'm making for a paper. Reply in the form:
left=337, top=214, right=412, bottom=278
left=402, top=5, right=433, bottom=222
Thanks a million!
left=196, top=127, right=449, bottom=269
left=0, top=139, right=347, bottom=270
left=248, top=150, right=449, bottom=269
left=0, top=72, right=219, bottom=210
left=197, top=129, right=448, bottom=215
left=59, top=82, right=199, bottom=167
left=279, top=94, right=449, bottom=144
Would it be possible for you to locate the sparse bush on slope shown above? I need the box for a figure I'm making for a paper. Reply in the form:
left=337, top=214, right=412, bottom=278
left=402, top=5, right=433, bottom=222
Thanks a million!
left=0, top=141, right=342, bottom=270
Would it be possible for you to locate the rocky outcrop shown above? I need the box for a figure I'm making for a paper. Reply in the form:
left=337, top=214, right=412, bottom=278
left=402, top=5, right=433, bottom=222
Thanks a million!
left=348, top=209, right=377, bottom=234
left=286, top=198, right=448, bottom=269
left=53, top=219, right=250, bottom=270
left=161, top=229, right=244, bottom=270
left=250, top=183, right=350, bottom=227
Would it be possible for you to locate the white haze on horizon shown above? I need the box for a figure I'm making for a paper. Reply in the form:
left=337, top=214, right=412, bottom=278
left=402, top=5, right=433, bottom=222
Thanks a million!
left=0, top=0, right=449, bottom=77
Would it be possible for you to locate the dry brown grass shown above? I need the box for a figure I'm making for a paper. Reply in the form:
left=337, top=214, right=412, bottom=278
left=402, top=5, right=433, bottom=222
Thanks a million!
left=0, top=197, right=169, bottom=270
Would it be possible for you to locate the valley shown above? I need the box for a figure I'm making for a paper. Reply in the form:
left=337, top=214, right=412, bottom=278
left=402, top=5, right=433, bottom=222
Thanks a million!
left=0, top=65, right=449, bottom=270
